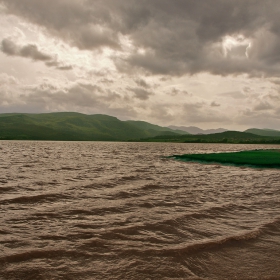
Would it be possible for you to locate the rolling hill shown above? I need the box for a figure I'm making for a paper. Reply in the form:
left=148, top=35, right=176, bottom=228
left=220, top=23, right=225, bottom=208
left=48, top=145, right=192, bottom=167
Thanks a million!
left=0, top=112, right=187, bottom=141
left=135, top=130, right=280, bottom=144
left=1, top=112, right=279, bottom=143
left=245, top=128, right=280, bottom=137
left=126, top=121, right=188, bottom=135
left=168, top=125, right=227, bottom=134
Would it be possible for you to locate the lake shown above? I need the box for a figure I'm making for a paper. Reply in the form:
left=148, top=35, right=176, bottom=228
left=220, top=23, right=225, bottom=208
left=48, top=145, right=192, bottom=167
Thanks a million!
left=1, top=141, right=280, bottom=280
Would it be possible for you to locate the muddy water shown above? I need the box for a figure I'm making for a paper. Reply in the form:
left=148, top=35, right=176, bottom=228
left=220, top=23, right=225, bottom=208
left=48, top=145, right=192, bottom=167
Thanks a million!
left=0, top=141, right=280, bottom=280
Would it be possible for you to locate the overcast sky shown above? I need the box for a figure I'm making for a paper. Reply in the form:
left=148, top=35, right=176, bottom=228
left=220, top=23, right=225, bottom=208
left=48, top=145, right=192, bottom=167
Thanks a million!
left=0, top=0, right=280, bottom=130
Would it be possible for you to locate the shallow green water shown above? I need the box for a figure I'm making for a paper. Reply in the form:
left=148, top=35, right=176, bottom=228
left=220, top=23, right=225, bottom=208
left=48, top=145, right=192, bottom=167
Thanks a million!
left=172, top=149, right=280, bottom=168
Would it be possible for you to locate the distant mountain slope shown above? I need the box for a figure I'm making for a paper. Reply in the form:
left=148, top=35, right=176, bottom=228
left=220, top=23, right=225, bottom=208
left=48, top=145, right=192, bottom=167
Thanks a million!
left=245, top=128, right=280, bottom=137
left=136, top=130, right=280, bottom=144
left=182, top=131, right=271, bottom=141
left=0, top=112, right=184, bottom=141
left=168, top=125, right=227, bottom=135
left=127, top=121, right=188, bottom=135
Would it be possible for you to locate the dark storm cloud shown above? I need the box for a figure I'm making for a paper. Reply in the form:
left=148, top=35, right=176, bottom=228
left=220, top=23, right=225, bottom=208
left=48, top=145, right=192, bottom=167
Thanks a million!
left=1, top=38, right=19, bottom=55
left=1, top=38, right=52, bottom=60
left=20, top=44, right=52, bottom=61
left=210, top=101, right=221, bottom=107
left=1, top=0, right=120, bottom=50
left=1, top=38, right=73, bottom=70
left=127, top=87, right=154, bottom=100
left=56, top=65, right=73, bottom=71
left=134, top=78, right=150, bottom=89
left=1, top=0, right=280, bottom=76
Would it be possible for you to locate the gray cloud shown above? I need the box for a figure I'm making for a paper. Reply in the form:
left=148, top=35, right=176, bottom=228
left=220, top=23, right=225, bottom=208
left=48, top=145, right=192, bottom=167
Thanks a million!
left=219, top=91, right=246, bottom=99
left=210, top=101, right=220, bottom=107
left=56, top=65, right=73, bottom=71
left=1, top=38, right=51, bottom=60
left=1, top=38, right=72, bottom=70
left=148, top=105, right=176, bottom=122
left=236, top=109, right=280, bottom=129
left=45, top=60, right=73, bottom=71
left=2, top=0, right=280, bottom=77
left=134, top=78, right=150, bottom=89
left=20, top=44, right=52, bottom=61
left=182, top=101, right=229, bottom=123
left=269, top=78, right=280, bottom=85
left=1, top=0, right=121, bottom=50
left=127, top=87, right=154, bottom=100
left=169, top=88, right=189, bottom=96
left=112, top=0, right=280, bottom=77
left=1, top=38, right=19, bottom=55
left=254, top=101, right=274, bottom=111
left=98, top=78, right=114, bottom=85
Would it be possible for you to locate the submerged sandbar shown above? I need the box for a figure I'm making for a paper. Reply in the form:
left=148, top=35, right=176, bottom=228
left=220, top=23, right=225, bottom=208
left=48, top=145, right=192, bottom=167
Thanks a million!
left=171, top=149, right=280, bottom=168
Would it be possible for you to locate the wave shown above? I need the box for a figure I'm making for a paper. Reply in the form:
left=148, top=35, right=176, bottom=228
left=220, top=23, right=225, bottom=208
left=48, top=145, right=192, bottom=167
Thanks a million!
left=79, top=202, right=254, bottom=240
left=79, top=237, right=111, bottom=249
left=60, top=167, right=79, bottom=171
left=168, top=229, right=262, bottom=254
left=259, top=216, right=280, bottom=233
left=35, top=181, right=50, bottom=186
left=117, top=217, right=280, bottom=257
left=0, top=193, right=70, bottom=205
left=0, top=186, right=15, bottom=193
left=116, top=175, right=141, bottom=182
left=140, top=183, right=161, bottom=191
left=113, top=190, right=142, bottom=199
left=67, top=205, right=129, bottom=216
left=82, top=182, right=117, bottom=189
left=117, top=229, right=261, bottom=258
left=0, top=249, right=91, bottom=263
left=24, top=205, right=131, bottom=222
left=22, top=164, right=35, bottom=168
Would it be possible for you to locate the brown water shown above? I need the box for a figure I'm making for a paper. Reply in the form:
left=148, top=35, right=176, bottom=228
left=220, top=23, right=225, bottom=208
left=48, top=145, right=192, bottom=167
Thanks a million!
left=0, top=141, right=280, bottom=280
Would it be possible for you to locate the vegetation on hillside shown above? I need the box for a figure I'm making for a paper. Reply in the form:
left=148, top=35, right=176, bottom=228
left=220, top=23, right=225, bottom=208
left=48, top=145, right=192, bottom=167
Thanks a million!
left=134, top=131, right=280, bottom=144
left=0, top=112, right=186, bottom=141
left=126, top=120, right=188, bottom=135
left=0, top=112, right=279, bottom=143
left=245, top=128, right=280, bottom=137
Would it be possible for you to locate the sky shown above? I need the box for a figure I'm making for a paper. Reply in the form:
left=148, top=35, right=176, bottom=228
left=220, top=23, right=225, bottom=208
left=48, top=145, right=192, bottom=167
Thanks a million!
left=0, top=0, right=280, bottom=130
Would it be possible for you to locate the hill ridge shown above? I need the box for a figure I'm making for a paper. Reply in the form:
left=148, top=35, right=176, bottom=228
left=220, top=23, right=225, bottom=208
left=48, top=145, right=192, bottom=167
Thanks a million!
left=0, top=112, right=186, bottom=141
left=168, top=125, right=227, bottom=135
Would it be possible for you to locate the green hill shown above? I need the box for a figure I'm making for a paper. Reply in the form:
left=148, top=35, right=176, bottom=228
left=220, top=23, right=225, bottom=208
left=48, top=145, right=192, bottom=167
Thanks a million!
left=135, top=130, right=280, bottom=144
left=126, top=120, right=188, bottom=135
left=0, top=112, right=185, bottom=141
left=245, top=128, right=280, bottom=137
left=1, top=113, right=279, bottom=143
